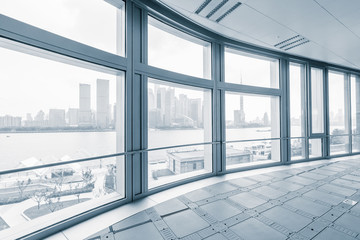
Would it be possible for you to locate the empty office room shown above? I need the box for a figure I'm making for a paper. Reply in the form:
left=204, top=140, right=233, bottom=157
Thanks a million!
left=0, top=0, right=360, bottom=239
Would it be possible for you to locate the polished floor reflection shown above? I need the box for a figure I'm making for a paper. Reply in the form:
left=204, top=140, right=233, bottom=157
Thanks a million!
left=86, top=158, right=360, bottom=240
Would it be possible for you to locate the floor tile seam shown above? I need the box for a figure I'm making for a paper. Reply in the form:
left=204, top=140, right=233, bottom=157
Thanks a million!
left=111, top=219, right=152, bottom=234
left=313, top=187, right=353, bottom=199
left=246, top=190, right=272, bottom=201
left=221, top=213, right=252, bottom=228
left=267, top=183, right=295, bottom=192
left=226, top=180, right=257, bottom=189
left=330, top=224, right=360, bottom=238
left=327, top=181, right=360, bottom=191
left=254, top=214, right=294, bottom=237
left=300, top=195, right=334, bottom=208
left=281, top=204, right=317, bottom=220
left=349, top=210, right=360, bottom=218
left=220, top=228, right=243, bottom=240
left=146, top=204, right=188, bottom=240
left=309, top=227, right=329, bottom=240
left=179, top=232, right=202, bottom=240
left=223, top=198, right=247, bottom=212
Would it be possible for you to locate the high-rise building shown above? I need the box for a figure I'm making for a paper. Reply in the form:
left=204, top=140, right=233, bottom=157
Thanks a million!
left=177, top=94, right=189, bottom=118
left=97, top=79, right=110, bottom=128
left=68, top=108, right=79, bottom=126
left=189, top=98, right=202, bottom=127
left=79, top=84, right=92, bottom=126
left=164, top=88, right=175, bottom=127
left=49, top=109, right=66, bottom=127
left=148, top=88, right=155, bottom=110
left=0, top=115, right=22, bottom=128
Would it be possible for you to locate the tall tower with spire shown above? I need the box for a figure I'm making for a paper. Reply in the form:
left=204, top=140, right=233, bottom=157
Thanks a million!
left=239, top=74, right=245, bottom=123
left=234, top=74, right=246, bottom=126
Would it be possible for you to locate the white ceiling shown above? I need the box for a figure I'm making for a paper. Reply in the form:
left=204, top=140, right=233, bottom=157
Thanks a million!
left=157, top=0, right=360, bottom=70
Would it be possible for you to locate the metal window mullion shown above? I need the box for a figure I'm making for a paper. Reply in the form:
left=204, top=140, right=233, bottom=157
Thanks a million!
left=324, top=68, right=330, bottom=157
left=218, top=82, right=281, bottom=96
left=0, top=14, right=127, bottom=71
left=219, top=44, right=227, bottom=173
left=280, top=58, right=289, bottom=163
left=141, top=10, right=149, bottom=194
left=305, top=63, right=310, bottom=159
left=212, top=42, right=221, bottom=174
left=345, top=73, right=352, bottom=153
left=134, top=63, right=214, bottom=89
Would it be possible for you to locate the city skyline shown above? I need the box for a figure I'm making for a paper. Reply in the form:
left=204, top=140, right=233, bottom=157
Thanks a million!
left=148, top=83, right=207, bottom=129
left=0, top=80, right=114, bottom=129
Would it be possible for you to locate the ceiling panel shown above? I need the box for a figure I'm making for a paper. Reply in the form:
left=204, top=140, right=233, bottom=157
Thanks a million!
left=158, top=0, right=204, bottom=12
left=198, top=0, right=223, bottom=18
left=287, top=41, right=357, bottom=68
left=163, top=4, right=269, bottom=48
left=158, top=0, right=360, bottom=70
left=220, top=4, right=297, bottom=45
left=208, top=0, right=240, bottom=22
left=315, top=0, right=360, bottom=19
left=315, top=0, right=360, bottom=39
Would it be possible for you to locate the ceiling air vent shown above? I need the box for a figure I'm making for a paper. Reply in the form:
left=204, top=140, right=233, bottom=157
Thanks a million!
left=274, top=35, right=310, bottom=51
left=216, top=2, right=242, bottom=22
left=195, top=0, right=212, bottom=14
left=195, top=0, right=242, bottom=22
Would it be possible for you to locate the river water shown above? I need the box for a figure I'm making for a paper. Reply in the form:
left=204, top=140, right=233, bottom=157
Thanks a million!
left=0, top=125, right=340, bottom=170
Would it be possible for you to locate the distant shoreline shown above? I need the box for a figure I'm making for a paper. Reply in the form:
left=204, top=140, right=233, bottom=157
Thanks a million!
left=0, top=129, right=115, bottom=134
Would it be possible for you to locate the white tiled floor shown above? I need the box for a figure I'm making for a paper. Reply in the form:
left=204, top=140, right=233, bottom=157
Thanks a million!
left=45, top=157, right=357, bottom=240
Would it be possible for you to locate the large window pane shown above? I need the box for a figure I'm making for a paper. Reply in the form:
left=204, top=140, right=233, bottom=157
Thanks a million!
left=329, top=71, right=349, bottom=154
left=148, top=78, right=212, bottom=148
left=351, top=75, right=360, bottom=135
left=226, top=140, right=280, bottom=169
left=0, top=44, right=125, bottom=171
left=352, top=135, right=360, bottom=152
left=225, top=92, right=280, bottom=167
left=291, top=138, right=306, bottom=160
left=0, top=156, right=124, bottom=232
left=290, top=63, right=306, bottom=138
left=351, top=75, right=360, bottom=152
left=225, top=48, right=279, bottom=88
left=148, top=78, right=212, bottom=188
left=329, top=71, right=347, bottom=133
left=310, top=68, right=324, bottom=134
left=309, top=138, right=322, bottom=158
left=289, top=63, right=306, bottom=160
left=226, top=93, right=280, bottom=141
left=148, top=144, right=212, bottom=189
left=0, top=41, right=125, bottom=233
left=330, top=136, right=349, bottom=154
left=0, top=0, right=125, bottom=55
left=148, top=17, right=211, bottom=79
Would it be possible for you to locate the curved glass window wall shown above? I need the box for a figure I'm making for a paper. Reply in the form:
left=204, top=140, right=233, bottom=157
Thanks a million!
left=0, top=0, right=360, bottom=238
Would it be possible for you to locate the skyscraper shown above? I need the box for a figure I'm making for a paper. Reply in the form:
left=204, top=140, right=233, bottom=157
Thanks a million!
left=79, top=84, right=92, bottom=126
left=68, top=108, right=79, bottom=126
left=97, top=79, right=110, bottom=128
left=189, top=98, right=202, bottom=127
left=234, top=76, right=245, bottom=127
left=49, top=109, right=66, bottom=127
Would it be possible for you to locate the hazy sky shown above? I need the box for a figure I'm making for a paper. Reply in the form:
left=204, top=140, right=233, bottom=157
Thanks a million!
left=328, top=71, right=346, bottom=123
left=0, top=47, right=118, bottom=117
left=0, top=0, right=307, bottom=123
left=0, top=0, right=118, bottom=53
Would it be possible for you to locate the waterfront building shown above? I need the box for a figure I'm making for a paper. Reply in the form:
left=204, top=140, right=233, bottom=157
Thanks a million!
left=49, top=109, right=66, bottom=127
left=96, top=79, right=110, bottom=129
left=79, top=83, right=92, bottom=126
left=67, top=108, right=79, bottom=126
